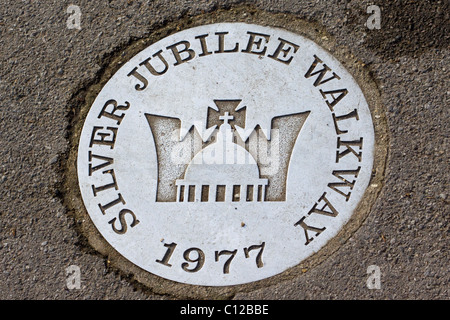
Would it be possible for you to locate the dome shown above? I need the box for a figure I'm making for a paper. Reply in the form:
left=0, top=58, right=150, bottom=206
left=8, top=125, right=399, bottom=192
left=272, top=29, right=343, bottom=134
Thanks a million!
left=175, top=111, right=268, bottom=203
left=184, top=141, right=260, bottom=185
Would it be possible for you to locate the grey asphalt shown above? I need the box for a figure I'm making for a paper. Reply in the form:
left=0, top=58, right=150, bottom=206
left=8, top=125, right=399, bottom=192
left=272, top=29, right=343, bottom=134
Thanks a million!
left=0, top=0, right=448, bottom=299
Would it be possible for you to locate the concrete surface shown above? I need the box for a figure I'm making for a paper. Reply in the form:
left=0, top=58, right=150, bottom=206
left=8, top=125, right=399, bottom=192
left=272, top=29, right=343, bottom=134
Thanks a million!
left=0, top=0, right=448, bottom=300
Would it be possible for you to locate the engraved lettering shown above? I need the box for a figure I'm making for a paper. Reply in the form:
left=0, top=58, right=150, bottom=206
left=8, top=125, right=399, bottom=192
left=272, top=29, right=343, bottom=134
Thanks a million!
left=195, top=34, right=213, bottom=57
left=243, top=242, right=265, bottom=268
left=91, top=169, right=118, bottom=196
left=166, top=40, right=196, bottom=66
left=127, top=67, right=148, bottom=91
left=98, top=193, right=126, bottom=215
left=88, top=152, right=114, bottom=176
left=332, top=109, right=359, bottom=135
left=139, top=49, right=170, bottom=76
left=307, top=192, right=339, bottom=217
left=108, top=209, right=140, bottom=235
left=156, top=242, right=177, bottom=267
left=156, top=241, right=268, bottom=274
left=89, top=126, right=117, bottom=149
left=294, top=217, right=326, bottom=246
left=98, top=99, right=130, bottom=125
left=215, top=249, right=237, bottom=274
left=242, top=31, right=270, bottom=55
left=182, top=248, right=205, bottom=273
left=214, top=32, right=239, bottom=53
left=268, top=37, right=299, bottom=65
left=304, top=55, right=341, bottom=86
left=327, top=167, right=361, bottom=201
left=336, top=137, right=363, bottom=162
left=319, top=88, right=349, bottom=111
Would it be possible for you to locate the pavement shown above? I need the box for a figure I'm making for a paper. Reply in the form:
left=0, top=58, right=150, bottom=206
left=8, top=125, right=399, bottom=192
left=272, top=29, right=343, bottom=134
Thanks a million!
left=0, top=0, right=448, bottom=300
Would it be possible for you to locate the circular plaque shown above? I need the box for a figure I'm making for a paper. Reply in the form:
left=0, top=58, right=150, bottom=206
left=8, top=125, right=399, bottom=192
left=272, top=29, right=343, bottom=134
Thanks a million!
left=77, top=23, right=375, bottom=286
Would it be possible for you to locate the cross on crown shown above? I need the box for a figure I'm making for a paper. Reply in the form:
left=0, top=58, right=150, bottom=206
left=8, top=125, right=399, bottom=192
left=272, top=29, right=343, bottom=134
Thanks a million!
left=219, top=112, right=234, bottom=125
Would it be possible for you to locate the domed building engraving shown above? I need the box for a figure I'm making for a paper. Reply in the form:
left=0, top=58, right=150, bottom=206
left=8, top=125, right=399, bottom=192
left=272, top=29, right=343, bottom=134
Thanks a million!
left=175, top=112, right=268, bottom=203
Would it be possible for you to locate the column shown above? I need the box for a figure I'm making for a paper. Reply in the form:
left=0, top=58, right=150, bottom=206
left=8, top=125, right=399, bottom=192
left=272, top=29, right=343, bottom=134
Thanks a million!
left=176, top=184, right=181, bottom=202
left=253, top=185, right=258, bottom=202
left=184, top=184, right=189, bottom=202
left=225, top=184, right=233, bottom=202
left=209, top=185, right=216, bottom=202
left=240, top=185, right=247, bottom=202
left=194, top=184, right=201, bottom=202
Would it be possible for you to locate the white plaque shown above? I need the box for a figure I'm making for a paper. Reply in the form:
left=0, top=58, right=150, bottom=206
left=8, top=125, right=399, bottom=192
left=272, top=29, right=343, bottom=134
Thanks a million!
left=77, top=23, right=375, bottom=286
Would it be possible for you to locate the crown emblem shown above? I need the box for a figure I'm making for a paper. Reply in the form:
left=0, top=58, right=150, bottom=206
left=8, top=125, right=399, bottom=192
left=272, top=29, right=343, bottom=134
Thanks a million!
left=146, top=99, right=309, bottom=203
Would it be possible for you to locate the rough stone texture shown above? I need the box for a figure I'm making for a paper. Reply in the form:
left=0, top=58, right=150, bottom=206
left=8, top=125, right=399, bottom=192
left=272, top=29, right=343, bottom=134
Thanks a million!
left=0, top=0, right=448, bottom=299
